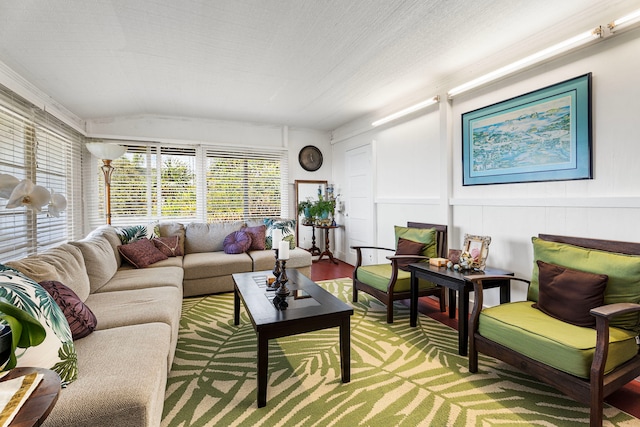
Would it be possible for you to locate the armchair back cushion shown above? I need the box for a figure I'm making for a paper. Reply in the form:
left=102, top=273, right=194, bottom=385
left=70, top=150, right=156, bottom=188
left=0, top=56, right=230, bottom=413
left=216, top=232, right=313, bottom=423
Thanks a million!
left=529, top=237, right=640, bottom=332
left=394, top=226, right=437, bottom=258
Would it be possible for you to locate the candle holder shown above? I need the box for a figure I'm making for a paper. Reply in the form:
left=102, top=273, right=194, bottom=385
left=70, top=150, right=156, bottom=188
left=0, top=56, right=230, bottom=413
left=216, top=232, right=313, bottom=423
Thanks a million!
left=272, top=260, right=290, bottom=310
left=271, top=248, right=281, bottom=288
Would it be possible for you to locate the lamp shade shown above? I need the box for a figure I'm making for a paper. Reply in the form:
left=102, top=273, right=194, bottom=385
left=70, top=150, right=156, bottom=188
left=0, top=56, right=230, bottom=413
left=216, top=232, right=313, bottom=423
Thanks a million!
left=86, top=142, right=127, bottom=160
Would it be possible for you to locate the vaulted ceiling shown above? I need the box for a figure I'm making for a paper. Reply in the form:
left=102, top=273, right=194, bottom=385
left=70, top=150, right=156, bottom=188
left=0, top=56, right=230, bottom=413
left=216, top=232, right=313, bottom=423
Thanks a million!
left=0, top=0, right=636, bottom=131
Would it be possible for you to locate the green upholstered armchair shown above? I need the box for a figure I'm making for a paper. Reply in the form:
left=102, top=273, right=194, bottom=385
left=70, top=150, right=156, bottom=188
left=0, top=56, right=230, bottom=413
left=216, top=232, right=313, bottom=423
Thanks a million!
left=467, top=234, right=640, bottom=427
left=352, top=222, right=446, bottom=323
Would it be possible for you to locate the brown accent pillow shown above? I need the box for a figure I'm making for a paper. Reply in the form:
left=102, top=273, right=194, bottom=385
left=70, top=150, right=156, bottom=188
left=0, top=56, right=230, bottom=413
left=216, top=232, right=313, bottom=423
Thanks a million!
left=118, top=238, right=168, bottom=268
left=242, top=225, right=267, bottom=251
left=39, top=280, right=97, bottom=340
left=395, top=238, right=426, bottom=271
left=532, top=260, right=608, bottom=327
left=152, top=236, right=184, bottom=257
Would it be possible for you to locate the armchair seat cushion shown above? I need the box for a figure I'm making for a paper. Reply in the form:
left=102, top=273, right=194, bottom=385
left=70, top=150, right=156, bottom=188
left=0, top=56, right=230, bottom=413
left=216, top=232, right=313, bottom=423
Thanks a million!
left=479, top=301, right=638, bottom=379
left=356, top=264, right=435, bottom=293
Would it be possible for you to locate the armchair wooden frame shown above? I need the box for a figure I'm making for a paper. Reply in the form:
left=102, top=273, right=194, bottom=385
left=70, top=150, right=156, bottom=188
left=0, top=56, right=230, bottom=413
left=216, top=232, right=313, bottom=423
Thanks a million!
left=352, top=222, right=447, bottom=323
left=467, top=234, right=640, bottom=427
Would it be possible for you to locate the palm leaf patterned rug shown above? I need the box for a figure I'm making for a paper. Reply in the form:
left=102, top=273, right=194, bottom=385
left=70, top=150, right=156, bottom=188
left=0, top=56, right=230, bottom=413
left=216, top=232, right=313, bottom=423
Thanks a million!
left=162, top=278, right=638, bottom=426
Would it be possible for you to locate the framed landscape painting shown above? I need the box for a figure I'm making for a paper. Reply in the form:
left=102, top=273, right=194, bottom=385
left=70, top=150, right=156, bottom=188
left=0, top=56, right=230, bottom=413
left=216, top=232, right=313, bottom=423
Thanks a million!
left=462, top=73, right=592, bottom=185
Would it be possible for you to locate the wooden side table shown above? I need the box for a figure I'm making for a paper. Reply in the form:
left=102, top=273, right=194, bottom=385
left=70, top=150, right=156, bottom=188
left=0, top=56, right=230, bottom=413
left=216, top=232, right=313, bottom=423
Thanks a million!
left=1, top=367, right=60, bottom=427
left=302, top=223, right=321, bottom=256
left=313, top=224, right=339, bottom=264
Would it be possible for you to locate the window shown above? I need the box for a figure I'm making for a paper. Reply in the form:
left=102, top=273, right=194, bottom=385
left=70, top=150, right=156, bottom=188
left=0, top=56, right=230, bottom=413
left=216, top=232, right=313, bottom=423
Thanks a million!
left=88, top=142, right=287, bottom=225
left=0, top=85, right=83, bottom=262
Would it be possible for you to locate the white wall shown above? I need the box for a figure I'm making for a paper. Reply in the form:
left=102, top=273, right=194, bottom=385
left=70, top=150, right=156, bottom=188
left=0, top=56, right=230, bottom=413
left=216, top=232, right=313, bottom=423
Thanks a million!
left=333, top=27, right=640, bottom=306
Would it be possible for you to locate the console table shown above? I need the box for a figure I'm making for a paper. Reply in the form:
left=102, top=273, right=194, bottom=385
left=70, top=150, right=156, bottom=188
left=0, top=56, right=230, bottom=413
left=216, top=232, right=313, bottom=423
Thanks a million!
left=408, top=264, right=513, bottom=356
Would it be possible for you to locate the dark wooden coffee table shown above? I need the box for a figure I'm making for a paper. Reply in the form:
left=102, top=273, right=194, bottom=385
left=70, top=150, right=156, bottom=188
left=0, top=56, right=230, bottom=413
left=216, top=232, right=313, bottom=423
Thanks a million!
left=233, top=269, right=353, bottom=407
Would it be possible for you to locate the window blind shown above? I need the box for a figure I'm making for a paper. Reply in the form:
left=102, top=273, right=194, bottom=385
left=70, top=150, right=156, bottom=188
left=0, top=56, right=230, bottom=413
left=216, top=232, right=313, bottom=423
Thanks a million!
left=0, top=85, right=83, bottom=262
left=87, top=140, right=288, bottom=225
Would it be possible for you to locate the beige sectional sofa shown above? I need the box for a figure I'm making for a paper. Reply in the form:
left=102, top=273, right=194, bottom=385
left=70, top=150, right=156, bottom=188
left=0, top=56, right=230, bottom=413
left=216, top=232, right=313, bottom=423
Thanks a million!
left=5, top=220, right=311, bottom=427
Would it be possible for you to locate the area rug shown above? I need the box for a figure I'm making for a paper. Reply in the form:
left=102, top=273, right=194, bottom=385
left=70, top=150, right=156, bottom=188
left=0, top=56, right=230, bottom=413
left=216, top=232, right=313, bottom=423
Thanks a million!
left=161, top=278, right=638, bottom=426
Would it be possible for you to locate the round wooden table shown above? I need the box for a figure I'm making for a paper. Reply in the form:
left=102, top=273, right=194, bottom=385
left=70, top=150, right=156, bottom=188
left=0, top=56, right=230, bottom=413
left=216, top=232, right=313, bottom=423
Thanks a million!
left=1, top=367, right=60, bottom=427
left=313, top=224, right=340, bottom=264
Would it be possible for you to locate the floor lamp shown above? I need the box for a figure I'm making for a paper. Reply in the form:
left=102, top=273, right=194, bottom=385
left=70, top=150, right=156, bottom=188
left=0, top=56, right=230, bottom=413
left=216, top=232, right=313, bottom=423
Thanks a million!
left=86, top=142, right=127, bottom=225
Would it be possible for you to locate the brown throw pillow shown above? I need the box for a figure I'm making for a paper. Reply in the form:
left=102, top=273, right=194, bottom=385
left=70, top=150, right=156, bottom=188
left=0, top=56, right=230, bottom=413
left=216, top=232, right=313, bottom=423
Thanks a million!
left=118, top=238, right=168, bottom=268
left=242, top=225, right=267, bottom=250
left=532, top=260, right=608, bottom=327
left=152, top=236, right=183, bottom=257
left=39, top=280, right=97, bottom=340
left=395, top=238, right=426, bottom=271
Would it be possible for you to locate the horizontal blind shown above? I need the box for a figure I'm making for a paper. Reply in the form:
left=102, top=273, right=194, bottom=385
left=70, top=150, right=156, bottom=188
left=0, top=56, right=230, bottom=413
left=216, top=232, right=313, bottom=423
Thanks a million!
left=0, top=84, right=83, bottom=262
left=205, top=147, right=287, bottom=221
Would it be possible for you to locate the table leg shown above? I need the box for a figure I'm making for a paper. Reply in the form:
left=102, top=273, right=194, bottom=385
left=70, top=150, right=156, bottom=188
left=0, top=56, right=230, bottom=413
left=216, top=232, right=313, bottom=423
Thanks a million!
left=410, top=271, right=418, bottom=327
left=234, top=287, right=240, bottom=325
left=458, top=288, right=470, bottom=356
left=340, top=317, right=350, bottom=383
left=448, top=289, right=456, bottom=319
left=257, top=333, right=268, bottom=407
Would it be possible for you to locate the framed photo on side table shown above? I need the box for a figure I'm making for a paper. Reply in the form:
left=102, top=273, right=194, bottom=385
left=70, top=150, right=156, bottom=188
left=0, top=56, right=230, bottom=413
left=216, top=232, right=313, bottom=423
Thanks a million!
left=462, top=234, right=491, bottom=271
left=462, top=73, right=592, bottom=186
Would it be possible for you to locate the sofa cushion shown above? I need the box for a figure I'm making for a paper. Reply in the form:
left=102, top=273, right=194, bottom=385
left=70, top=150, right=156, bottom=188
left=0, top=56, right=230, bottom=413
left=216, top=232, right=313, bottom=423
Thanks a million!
left=185, top=221, right=244, bottom=254
left=118, top=238, right=168, bottom=269
left=530, top=236, right=640, bottom=332
left=44, top=323, right=170, bottom=427
left=183, top=252, right=253, bottom=280
left=0, top=265, right=77, bottom=385
left=40, top=280, right=97, bottom=340
left=394, top=226, right=437, bottom=258
left=242, top=225, right=266, bottom=251
left=152, top=236, right=183, bottom=257
left=533, top=260, right=608, bottom=327
left=395, top=238, right=426, bottom=271
left=97, top=266, right=184, bottom=293
left=5, top=243, right=91, bottom=302
left=479, top=301, right=638, bottom=379
left=71, top=235, right=119, bottom=293
left=223, top=230, right=252, bottom=254
left=264, top=218, right=296, bottom=250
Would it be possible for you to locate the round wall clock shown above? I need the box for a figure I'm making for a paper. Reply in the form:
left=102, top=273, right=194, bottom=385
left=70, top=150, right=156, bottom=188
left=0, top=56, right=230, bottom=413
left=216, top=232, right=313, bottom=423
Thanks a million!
left=298, top=145, right=323, bottom=171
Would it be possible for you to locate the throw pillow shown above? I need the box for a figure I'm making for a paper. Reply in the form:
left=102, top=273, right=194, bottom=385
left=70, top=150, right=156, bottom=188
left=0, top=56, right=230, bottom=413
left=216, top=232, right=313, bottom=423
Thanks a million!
left=39, top=280, right=97, bottom=340
left=242, top=225, right=267, bottom=251
left=115, top=222, right=159, bottom=244
left=264, top=218, right=296, bottom=250
left=395, top=238, right=426, bottom=271
left=118, top=238, right=168, bottom=268
left=223, top=231, right=252, bottom=254
left=394, top=226, right=438, bottom=258
left=0, top=265, right=77, bottom=385
left=532, top=260, right=608, bottom=327
left=152, top=236, right=184, bottom=257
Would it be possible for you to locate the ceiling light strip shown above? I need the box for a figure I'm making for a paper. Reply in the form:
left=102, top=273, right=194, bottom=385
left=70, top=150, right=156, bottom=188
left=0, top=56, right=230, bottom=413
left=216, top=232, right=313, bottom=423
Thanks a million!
left=371, top=96, right=440, bottom=127
left=448, top=27, right=602, bottom=98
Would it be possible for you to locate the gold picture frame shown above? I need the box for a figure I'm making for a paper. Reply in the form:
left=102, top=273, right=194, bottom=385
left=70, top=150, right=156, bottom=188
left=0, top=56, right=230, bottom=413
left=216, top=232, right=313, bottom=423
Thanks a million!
left=461, top=234, right=491, bottom=270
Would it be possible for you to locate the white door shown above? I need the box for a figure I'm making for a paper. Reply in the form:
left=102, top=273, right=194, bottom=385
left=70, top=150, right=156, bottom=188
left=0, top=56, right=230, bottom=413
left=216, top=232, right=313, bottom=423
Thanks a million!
left=344, top=143, right=375, bottom=266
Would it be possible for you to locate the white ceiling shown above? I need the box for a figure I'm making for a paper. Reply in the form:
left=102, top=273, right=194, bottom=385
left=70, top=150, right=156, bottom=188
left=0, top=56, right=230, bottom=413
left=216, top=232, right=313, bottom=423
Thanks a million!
left=0, top=0, right=637, bottom=132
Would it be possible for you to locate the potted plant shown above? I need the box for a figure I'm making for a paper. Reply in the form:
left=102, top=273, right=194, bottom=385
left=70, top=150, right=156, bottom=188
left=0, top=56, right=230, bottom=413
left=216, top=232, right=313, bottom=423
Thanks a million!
left=297, top=199, right=314, bottom=222
left=0, top=299, right=46, bottom=370
left=310, top=199, right=336, bottom=221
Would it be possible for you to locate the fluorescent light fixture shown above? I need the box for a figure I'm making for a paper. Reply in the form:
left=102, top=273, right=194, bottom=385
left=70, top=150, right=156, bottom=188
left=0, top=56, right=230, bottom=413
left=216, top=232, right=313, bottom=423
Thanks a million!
left=448, top=27, right=602, bottom=98
left=371, top=96, right=440, bottom=127
left=608, top=8, right=640, bottom=32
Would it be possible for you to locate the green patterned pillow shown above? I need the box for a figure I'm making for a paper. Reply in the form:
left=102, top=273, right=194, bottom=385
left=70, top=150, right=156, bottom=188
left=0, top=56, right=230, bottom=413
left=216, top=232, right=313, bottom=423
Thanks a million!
left=0, top=265, right=78, bottom=385
left=115, top=222, right=159, bottom=244
left=264, top=218, right=296, bottom=250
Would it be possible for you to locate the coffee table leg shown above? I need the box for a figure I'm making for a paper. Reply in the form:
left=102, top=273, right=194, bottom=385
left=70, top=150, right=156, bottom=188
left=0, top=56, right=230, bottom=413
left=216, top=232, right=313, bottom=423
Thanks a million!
left=234, top=286, right=240, bottom=325
left=340, top=317, right=350, bottom=383
left=257, top=333, right=268, bottom=407
left=410, top=271, right=418, bottom=327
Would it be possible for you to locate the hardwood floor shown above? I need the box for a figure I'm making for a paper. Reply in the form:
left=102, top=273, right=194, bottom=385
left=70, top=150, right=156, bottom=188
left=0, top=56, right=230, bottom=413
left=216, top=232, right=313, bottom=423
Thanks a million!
left=311, top=258, right=640, bottom=420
